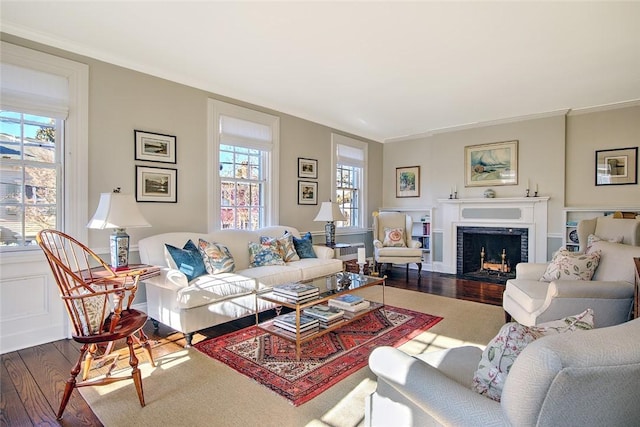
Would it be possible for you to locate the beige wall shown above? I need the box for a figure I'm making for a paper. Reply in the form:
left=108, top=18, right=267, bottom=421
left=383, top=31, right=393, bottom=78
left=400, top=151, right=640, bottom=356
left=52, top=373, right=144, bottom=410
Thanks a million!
left=1, top=34, right=382, bottom=249
left=383, top=115, right=567, bottom=233
left=566, top=105, right=640, bottom=207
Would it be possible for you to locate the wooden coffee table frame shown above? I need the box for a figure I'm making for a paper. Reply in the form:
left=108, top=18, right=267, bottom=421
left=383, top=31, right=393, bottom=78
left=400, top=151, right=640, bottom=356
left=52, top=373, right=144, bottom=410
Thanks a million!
left=255, top=272, right=386, bottom=360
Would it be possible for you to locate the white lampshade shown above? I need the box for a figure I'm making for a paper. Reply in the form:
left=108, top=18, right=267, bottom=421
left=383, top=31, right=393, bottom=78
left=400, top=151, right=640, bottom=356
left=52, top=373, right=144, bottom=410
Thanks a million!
left=314, top=201, right=347, bottom=222
left=87, top=192, right=151, bottom=229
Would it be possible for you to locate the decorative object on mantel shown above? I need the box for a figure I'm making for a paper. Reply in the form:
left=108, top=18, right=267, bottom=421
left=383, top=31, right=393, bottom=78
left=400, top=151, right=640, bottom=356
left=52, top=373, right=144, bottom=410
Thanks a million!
left=595, top=147, right=638, bottom=186
left=483, top=189, right=496, bottom=198
left=449, top=185, right=458, bottom=199
left=525, top=178, right=539, bottom=197
left=87, top=188, right=151, bottom=270
left=465, top=140, right=518, bottom=187
left=396, top=166, right=420, bottom=198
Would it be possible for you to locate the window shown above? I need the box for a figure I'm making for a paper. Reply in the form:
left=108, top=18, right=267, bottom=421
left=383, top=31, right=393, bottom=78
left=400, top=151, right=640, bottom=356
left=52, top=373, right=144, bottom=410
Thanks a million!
left=332, top=133, right=367, bottom=229
left=0, top=111, right=62, bottom=248
left=0, top=42, right=88, bottom=254
left=209, top=100, right=279, bottom=231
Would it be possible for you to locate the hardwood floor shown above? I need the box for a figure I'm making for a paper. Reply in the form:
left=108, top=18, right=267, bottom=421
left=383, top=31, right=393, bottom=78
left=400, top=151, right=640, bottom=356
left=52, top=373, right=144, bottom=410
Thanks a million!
left=0, top=269, right=503, bottom=426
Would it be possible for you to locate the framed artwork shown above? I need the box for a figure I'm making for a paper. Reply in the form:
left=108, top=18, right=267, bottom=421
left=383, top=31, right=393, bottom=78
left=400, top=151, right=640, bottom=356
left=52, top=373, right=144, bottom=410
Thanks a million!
left=465, top=140, right=518, bottom=187
left=134, top=130, right=176, bottom=164
left=136, top=166, right=177, bottom=202
left=396, top=166, right=420, bottom=198
left=595, top=147, right=638, bottom=185
left=298, top=157, right=318, bottom=179
left=298, top=180, right=318, bottom=205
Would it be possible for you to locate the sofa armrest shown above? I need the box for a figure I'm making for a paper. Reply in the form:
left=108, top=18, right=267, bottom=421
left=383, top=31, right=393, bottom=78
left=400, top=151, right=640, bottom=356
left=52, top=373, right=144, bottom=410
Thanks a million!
left=515, top=262, right=548, bottom=280
left=313, top=244, right=335, bottom=259
left=142, top=267, right=189, bottom=290
left=369, top=347, right=504, bottom=426
left=373, top=239, right=383, bottom=249
left=548, top=280, right=635, bottom=299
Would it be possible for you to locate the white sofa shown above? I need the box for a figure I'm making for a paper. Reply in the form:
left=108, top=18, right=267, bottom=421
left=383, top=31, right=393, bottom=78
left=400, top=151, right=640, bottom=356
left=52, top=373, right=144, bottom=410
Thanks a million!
left=138, top=226, right=343, bottom=346
left=366, top=317, right=640, bottom=427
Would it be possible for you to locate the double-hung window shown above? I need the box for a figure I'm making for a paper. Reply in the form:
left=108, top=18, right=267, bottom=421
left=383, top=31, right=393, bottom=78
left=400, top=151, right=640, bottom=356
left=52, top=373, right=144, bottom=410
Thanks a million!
left=0, top=42, right=88, bottom=252
left=0, top=111, right=61, bottom=248
left=209, top=100, right=279, bottom=231
left=332, top=133, right=367, bottom=229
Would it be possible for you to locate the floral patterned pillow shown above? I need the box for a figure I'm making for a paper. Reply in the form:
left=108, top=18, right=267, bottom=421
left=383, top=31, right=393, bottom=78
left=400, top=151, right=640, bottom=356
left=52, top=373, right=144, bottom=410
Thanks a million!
left=72, top=288, right=110, bottom=335
left=382, top=227, right=406, bottom=247
left=248, top=241, right=285, bottom=267
left=539, top=248, right=601, bottom=281
left=471, top=308, right=594, bottom=402
left=198, top=239, right=235, bottom=274
left=261, top=232, right=300, bottom=262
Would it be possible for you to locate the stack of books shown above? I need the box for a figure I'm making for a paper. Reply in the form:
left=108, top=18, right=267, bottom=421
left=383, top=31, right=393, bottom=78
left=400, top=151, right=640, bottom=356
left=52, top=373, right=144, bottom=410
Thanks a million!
left=328, top=293, right=371, bottom=315
left=273, top=312, right=319, bottom=338
left=272, top=283, right=319, bottom=303
left=303, top=304, right=345, bottom=329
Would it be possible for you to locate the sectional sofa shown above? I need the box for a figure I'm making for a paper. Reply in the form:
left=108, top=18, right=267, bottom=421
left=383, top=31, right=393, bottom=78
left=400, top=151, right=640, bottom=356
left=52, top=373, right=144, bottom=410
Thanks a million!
left=138, top=226, right=343, bottom=346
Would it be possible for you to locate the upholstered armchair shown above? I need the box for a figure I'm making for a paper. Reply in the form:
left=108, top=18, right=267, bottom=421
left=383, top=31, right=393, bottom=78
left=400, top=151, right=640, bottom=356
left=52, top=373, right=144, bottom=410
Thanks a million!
left=366, top=317, right=640, bottom=427
left=503, top=217, right=640, bottom=327
left=372, top=212, right=423, bottom=279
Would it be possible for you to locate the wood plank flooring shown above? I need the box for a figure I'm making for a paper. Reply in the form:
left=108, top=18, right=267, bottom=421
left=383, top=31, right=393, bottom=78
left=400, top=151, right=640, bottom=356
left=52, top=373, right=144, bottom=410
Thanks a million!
left=0, top=269, right=503, bottom=426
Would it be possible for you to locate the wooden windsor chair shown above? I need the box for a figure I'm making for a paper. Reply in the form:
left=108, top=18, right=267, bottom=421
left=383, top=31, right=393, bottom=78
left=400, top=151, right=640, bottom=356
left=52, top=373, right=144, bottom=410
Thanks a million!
left=36, top=229, right=155, bottom=420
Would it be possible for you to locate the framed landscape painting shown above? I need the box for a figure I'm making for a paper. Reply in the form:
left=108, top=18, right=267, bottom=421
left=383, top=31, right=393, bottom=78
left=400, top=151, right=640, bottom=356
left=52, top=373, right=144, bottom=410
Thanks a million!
left=396, top=166, right=420, bottom=198
left=465, top=140, right=518, bottom=187
left=595, top=147, right=638, bottom=186
left=136, top=166, right=177, bottom=202
left=134, top=130, right=176, bottom=164
left=298, top=181, right=318, bottom=205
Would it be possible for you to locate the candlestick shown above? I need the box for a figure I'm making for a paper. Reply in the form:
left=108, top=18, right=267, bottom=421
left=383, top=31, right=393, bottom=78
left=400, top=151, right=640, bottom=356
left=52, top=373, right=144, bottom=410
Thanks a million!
left=357, top=247, right=366, bottom=264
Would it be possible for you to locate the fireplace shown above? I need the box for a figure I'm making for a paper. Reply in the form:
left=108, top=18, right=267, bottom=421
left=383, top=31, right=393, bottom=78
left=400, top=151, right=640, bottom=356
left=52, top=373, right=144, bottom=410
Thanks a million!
left=456, top=226, right=529, bottom=284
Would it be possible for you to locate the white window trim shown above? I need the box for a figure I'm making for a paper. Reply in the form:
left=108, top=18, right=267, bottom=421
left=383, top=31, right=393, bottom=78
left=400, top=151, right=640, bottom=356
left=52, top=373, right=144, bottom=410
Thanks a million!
left=0, top=42, right=88, bottom=260
left=331, top=133, right=368, bottom=232
left=207, top=99, right=280, bottom=231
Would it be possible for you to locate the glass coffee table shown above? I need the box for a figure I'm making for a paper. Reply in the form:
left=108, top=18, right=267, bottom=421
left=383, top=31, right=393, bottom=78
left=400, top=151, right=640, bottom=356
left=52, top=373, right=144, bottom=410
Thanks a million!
left=255, top=272, right=386, bottom=360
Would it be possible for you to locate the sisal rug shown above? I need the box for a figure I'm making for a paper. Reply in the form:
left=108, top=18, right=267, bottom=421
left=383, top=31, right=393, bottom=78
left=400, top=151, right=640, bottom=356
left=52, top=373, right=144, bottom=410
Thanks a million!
left=194, top=306, right=442, bottom=406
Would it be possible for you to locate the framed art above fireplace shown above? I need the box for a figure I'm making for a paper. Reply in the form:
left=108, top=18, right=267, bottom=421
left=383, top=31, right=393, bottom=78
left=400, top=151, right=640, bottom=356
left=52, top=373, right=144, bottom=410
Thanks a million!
left=465, top=140, right=518, bottom=187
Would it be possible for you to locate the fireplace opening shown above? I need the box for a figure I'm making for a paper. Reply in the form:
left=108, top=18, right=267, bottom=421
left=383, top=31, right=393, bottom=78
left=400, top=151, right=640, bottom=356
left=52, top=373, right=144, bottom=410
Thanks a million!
left=456, top=226, right=528, bottom=284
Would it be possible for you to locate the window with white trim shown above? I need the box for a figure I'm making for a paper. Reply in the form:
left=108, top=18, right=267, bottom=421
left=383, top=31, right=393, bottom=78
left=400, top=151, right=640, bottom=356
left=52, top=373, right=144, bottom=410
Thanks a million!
left=210, top=100, right=279, bottom=230
left=332, top=133, right=367, bottom=229
left=0, top=111, right=62, bottom=248
left=0, top=42, right=87, bottom=252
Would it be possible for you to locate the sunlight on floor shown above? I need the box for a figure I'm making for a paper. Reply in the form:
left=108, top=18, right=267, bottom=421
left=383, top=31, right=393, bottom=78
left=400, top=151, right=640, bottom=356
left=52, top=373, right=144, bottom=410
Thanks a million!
left=91, top=349, right=191, bottom=397
left=399, top=331, right=487, bottom=355
left=306, top=378, right=377, bottom=427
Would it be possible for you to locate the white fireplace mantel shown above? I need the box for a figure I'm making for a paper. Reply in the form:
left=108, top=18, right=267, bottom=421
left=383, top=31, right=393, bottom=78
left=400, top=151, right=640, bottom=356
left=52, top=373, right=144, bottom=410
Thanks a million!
left=437, top=197, right=549, bottom=274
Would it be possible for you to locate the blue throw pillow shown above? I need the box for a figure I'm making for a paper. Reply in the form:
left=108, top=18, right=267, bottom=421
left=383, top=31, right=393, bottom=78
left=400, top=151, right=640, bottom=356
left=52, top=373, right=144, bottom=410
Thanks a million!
left=293, top=232, right=317, bottom=259
left=165, top=240, right=208, bottom=282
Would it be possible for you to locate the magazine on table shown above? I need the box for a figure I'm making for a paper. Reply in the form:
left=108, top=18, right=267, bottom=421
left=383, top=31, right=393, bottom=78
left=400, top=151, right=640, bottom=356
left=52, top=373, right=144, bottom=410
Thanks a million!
left=303, top=305, right=344, bottom=321
left=330, top=299, right=370, bottom=312
left=273, top=283, right=319, bottom=297
left=331, top=293, right=364, bottom=306
left=274, top=313, right=319, bottom=331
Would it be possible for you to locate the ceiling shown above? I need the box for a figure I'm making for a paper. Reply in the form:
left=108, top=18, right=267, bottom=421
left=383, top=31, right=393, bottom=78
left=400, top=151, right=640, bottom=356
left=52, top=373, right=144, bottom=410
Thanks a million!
left=2, top=1, right=639, bottom=143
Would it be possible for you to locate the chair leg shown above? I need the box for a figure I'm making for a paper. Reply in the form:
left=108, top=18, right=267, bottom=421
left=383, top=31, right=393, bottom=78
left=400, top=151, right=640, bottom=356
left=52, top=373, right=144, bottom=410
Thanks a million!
left=504, top=311, right=512, bottom=323
left=137, top=329, right=156, bottom=367
left=416, top=262, right=422, bottom=278
left=57, top=343, right=88, bottom=420
left=126, top=335, right=145, bottom=407
left=405, top=264, right=409, bottom=281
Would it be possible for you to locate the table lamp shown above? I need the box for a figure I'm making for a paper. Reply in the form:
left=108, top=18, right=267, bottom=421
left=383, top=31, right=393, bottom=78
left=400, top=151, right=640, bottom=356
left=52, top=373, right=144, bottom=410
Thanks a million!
left=314, top=201, right=346, bottom=247
left=87, top=189, right=151, bottom=271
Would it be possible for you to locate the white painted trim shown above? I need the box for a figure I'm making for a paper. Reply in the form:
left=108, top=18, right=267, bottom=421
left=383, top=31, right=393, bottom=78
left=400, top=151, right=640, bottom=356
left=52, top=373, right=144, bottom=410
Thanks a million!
left=385, top=110, right=570, bottom=143
left=567, top=99, right=640, bottom=116
left=331, top=133, right=368, bottom=229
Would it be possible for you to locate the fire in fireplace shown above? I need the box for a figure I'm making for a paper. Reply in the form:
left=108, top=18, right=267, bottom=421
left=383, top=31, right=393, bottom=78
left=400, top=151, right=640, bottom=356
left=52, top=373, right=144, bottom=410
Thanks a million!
left=456, top=226, right=529, bottom=284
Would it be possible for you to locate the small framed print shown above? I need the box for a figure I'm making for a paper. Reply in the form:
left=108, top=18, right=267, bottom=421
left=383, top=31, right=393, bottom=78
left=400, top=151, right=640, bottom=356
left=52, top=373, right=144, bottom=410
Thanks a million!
left=396, top=166, right=420, bottom=198
left=134, top=130, right=176, bottom=164
left=595, top=147, right=638, bottom=186
left=298, top=158, right=318, bottom=179
left=298, top=180, right=318, bottom=205
left=136, top=166, right=177, bottom=203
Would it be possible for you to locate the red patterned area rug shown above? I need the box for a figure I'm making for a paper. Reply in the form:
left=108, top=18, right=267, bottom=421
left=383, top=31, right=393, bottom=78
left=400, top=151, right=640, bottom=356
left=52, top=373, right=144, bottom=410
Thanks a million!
left=194, top=306, right=442, bottom=406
